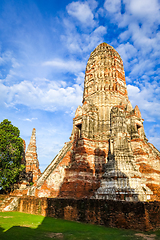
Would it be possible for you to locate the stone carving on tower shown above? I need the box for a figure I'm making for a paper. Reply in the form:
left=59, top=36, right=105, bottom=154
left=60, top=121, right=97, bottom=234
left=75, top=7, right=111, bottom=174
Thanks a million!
left=26, top=43, right=160, bottom=201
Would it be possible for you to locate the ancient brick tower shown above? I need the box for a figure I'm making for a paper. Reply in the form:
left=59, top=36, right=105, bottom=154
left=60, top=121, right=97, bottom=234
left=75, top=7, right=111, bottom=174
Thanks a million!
left=25, top=128, right=41, bottom=182
left=29, top=43, right=160, bottom=201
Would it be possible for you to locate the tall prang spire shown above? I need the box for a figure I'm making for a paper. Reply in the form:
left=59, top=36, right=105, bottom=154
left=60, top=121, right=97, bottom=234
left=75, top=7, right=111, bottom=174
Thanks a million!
left=25, top=128, right=41, bottom=182
left=70, top=43, right=131, bottom=141
left=26, top=128, right=37, bottom=153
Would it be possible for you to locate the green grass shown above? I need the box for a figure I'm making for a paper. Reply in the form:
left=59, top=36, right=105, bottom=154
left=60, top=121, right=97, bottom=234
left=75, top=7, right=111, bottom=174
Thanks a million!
left=0, top=212, right=160, bottom=240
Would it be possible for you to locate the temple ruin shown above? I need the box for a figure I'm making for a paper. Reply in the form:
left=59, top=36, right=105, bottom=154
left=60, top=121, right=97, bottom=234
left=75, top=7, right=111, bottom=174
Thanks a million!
left=17, top=43, right=160, bottom=201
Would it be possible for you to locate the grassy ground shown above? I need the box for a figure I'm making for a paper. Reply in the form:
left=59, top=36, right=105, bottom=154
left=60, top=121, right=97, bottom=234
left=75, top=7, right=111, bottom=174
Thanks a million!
left=0, top=212, right=160, bottom=240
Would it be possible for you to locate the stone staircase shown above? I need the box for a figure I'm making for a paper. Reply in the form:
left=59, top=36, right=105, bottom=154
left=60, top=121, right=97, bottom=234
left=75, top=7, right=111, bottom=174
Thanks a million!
left=28, top=141, right=73, bottom=196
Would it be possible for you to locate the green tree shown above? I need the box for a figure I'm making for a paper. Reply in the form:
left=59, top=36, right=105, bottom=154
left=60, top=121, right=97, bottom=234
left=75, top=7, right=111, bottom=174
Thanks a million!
left=0, top=119, right=25, bottom=192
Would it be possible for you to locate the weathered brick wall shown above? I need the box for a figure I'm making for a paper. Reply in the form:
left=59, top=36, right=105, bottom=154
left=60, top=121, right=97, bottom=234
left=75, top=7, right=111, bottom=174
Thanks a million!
left=0, top=195, right=11, bottom=211
left=17, top=196, right=48, bottom=216
left=16, top=196, right=160, bottom=231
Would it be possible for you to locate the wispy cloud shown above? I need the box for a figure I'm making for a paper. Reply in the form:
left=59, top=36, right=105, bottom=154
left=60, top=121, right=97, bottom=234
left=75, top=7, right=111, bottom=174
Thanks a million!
left=43, top=58, right=85, bottom=73
left=67, top=1, right=96, bottom=27
left=116, top=42, right=137, bottom=60
left=126, top=0, right=160, bottom=22
left=0, top=80, right=83, bottom=112
left=61, top=21, right=107, bottom=54
left=127, top=83, right=160, bottom=122
left=23, top=118, right=38, bottom=122
left=104, top=0, right=121, bottom=13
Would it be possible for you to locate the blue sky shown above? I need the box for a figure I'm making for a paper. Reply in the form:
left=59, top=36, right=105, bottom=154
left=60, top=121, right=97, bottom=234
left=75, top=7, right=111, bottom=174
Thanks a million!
left=0, top=0, right=160, bottom=172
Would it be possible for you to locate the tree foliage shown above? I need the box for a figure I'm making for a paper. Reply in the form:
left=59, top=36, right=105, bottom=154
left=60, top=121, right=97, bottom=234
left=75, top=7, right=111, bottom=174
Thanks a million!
left=0, top=119, right=25, bottom=192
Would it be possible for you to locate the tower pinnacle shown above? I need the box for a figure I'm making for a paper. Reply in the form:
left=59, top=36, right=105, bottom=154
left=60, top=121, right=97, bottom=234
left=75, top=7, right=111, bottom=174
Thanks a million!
left=83, top=42, right=128, bottom=105
left=25, top=128, right=41, bottom=182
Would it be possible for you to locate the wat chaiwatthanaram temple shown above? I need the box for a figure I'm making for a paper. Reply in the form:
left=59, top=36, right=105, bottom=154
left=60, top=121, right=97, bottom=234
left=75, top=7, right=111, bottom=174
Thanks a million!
left=14, top=43, right=160, bottom=202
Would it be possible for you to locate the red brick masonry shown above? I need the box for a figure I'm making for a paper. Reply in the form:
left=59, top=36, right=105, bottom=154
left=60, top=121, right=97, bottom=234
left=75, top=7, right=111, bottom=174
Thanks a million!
left=15, top=196, right=160, bottom=231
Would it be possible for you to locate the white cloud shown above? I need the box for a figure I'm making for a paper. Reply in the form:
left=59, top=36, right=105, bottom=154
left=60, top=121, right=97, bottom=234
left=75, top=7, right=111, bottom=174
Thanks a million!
left=67, top=1, right=95, bottom=26
left=149, top=124, right=160, bottom=136
left=119, top=0, right=160, bottom=30
left=127, top=0, right=160, bottom=22
left=116, top=42, right=137, bottom=63
left=0, top=80, right=83, bottom=112
left=107, top=0, right=160, bottom=57
left=127, top=84, right=160, bottom=121
left=43, top=58, right=85, bottom=73
left=0, top=51, right=12, bottom=66
left=130, top=59, right=154, bottom=77
left=81, top=26, right=107, bottom=52
left=125, top=77, right=132, bottom=83
left=60, top=19, right=83, bottom=53
left=23, top=118, right=38, bottom=122
left=93, top=25, right=106, bottom=35
left=87, top=0, right=98, bottom=11
left=147, top=123, right=160, bottom=145
left=104, top=0, right=121, bottom=13
left=127, top=84, right=140, bottom=96
left=128, top=23, right=156, bottom=51
left=74, top=72, right=85, bottom=84
left=119, top=30, right=130, bottom=42
left=0, top=50, right=20, bottom=80
left=61, top=24, right=107, bottom=54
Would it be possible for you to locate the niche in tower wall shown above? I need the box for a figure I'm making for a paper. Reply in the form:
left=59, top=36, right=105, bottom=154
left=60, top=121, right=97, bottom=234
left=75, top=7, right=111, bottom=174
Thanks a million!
left=76, top=124, right=82, bottom=139
left=136, top=124, right=142, bottom=136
